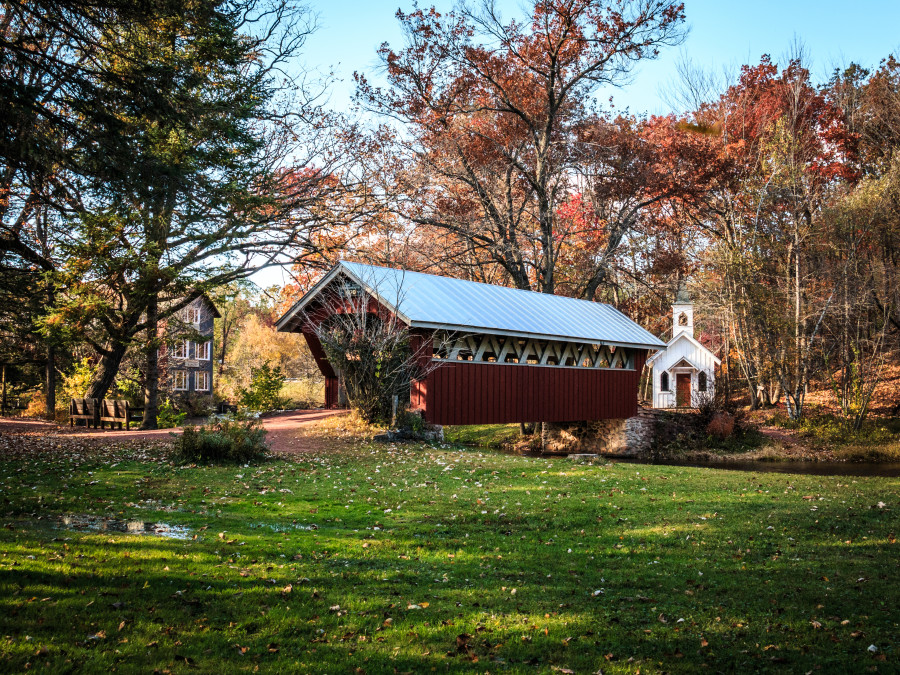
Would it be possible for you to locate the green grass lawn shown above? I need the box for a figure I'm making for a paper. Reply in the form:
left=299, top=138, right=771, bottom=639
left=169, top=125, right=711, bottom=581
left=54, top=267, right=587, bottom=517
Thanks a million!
left=0, top=435, right=897, bottom=673
left=443, top=424, right=521, bottom=448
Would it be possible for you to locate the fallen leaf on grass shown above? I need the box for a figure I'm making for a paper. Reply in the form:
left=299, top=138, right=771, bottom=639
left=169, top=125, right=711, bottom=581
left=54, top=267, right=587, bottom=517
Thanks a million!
left=455, top=633, right=473, bottom=654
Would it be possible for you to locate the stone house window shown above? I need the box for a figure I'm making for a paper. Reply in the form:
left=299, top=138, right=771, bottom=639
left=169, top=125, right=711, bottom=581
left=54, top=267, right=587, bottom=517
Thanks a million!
left=173, top=341, right=188, bottom=359
left=184, top=307, right=201, bottom=324
left=196, top=340, right=210, bottom=360
left=195, top=371, right=210, bottom=392
left=173, top=370, right=188, bottom=391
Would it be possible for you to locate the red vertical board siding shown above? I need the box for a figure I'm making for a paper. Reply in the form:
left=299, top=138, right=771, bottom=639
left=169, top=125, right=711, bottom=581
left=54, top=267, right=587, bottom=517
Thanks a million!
left=609, top=372, right=616, bottom=417
left=506, top=366, right=512, bottom=422
left=499, top=366, right=507, bottom=424
left=550, top=369, right=557, bottom=420
left=527, top=367, right=535, bottom=422
left=421, top=360, right=640, bottom=426
left=325, top=376, right=337, bottom=408
left=512, top=368, right=519, bottom=421
left=557, top=369, right=564, bottom=420
left=607, top=372, right=613, bottom=416
left=427, top=370, right=436, bottom=421
left=445, top=368, right=453, bottom=426
left=493, top=366, right=501, bottom=425
left=446, top=368, right=455, bottom=426
left=479, top=365, right=487, bottom=423
left=460, top=364, right=467, bottom=427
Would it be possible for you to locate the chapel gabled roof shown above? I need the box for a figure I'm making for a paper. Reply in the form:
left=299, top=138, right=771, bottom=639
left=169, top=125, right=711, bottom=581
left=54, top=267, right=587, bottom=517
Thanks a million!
left=646, top=331, right=721, bottom=366
left=277, top=261, right=665, bottom=350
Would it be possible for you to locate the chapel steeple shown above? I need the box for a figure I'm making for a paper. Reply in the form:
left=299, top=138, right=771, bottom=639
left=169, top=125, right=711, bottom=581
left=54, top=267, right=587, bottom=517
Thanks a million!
left=672, top=283, right=693, bottom=338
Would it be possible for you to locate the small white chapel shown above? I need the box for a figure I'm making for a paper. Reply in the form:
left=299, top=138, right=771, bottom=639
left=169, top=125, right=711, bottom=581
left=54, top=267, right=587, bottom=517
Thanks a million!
left=648, top=286, right=720, bottom=408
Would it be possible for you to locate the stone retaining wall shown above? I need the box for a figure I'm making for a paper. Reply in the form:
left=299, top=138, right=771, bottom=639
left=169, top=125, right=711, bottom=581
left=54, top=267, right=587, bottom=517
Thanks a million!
left=541, top=407, right=660, bottom=456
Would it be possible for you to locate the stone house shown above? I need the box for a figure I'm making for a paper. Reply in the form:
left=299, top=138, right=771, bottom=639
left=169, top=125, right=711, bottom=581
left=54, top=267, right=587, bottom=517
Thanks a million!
left=158, top=296, right=220, bottom=399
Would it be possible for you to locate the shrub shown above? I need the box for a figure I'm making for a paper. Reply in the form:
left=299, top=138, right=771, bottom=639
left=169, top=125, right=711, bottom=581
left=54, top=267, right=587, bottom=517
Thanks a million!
left=315, top=299, right=419, bottom=425
left=60, top=358, right=95, bottom=404
left=707, top=412, right=735, bottom=439
left=396, top=408, right=425, bottom=434
left=174, top=414, right=268, bottom=463
left=23, top=391, right=68, bottom=422
left=24, top=391, right=47, bottom=418
left=177, top=391, right=216, bottom=417
left=112, top=367, right=143, bottom=406
left=238, top=361, right=287, bottom=412
left=695, top=387, right=734, bottom=424
left=157, top=398, right=187, bottom=429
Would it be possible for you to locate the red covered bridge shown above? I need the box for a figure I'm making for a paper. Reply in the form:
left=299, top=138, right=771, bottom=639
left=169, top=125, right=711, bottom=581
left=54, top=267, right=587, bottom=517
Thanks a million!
left=276, top=262, right=664, bottom=426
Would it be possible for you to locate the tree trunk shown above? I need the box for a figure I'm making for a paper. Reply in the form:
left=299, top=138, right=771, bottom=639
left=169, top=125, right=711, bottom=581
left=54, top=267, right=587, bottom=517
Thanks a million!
left=746, top=377, right=759, bottom=411
left=217, top=306, right=233, bottom=378
left=1, top=364, right=7, bottom=414
left=142, top=293, right=160, bottom=429
left=768, top=381, right=782, bottom=406
left=86, top=341, right=130, bottom=401
left=45, top=345, right=56, bottom=419
left=45, top=283, right=57, bottom=418
left=757, top=383, right=771, bottom=408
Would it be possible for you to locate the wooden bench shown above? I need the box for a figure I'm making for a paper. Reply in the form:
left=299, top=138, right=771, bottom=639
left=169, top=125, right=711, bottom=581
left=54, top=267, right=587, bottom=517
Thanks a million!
left=69, top=398, right=99, bottom=428
left=99, top=399, right=144, bottom=430
left=126, top=406, right=145, bottom=429
left=100, top=399, right=126, bottom=430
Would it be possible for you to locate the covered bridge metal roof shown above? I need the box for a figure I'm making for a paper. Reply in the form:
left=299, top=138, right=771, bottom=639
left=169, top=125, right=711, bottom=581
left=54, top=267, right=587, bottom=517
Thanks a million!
left=277, top=261, right=665, bottom=350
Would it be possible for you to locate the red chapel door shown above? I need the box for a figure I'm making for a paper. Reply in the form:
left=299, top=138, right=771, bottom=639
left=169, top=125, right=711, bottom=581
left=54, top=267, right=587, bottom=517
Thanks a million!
left=676, top=373, right=691, bottom=407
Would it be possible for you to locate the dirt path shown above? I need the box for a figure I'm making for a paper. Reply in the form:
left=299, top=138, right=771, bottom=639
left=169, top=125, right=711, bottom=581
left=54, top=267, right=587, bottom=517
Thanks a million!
left=0, top=409, right=347, bottom=454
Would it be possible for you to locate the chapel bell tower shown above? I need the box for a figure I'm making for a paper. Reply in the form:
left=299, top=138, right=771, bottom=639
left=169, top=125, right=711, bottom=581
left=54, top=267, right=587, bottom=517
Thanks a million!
left=672, top=284, right=694, bottom=338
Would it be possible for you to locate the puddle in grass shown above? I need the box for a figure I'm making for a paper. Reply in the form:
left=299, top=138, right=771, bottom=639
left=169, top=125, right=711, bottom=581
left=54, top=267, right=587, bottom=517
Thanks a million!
left=57, top=515, right=192, bottom=539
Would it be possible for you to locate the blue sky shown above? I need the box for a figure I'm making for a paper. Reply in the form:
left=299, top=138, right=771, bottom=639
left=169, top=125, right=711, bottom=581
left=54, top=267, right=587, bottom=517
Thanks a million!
left=301, top=0, right=900, bottom=116
left=255, top=0, right=900, bottom=290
